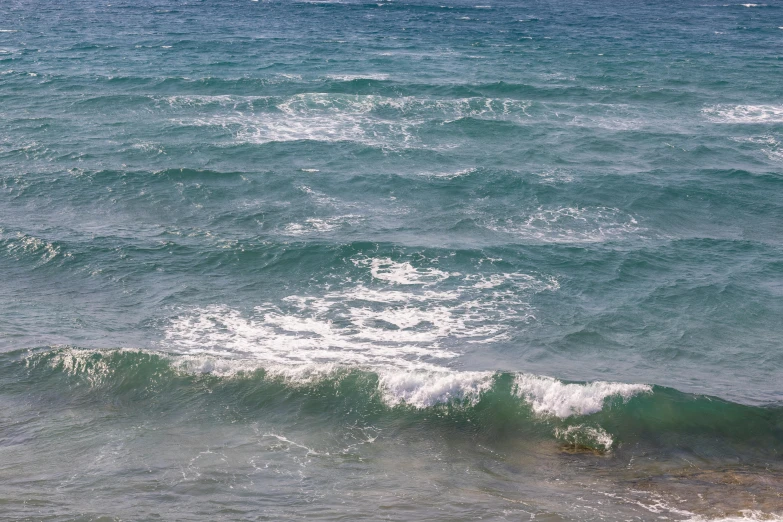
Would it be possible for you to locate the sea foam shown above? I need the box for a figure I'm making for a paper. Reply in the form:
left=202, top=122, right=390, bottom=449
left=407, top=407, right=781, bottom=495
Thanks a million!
left=486, top=206, right=644, bottom=243
left=513, top=374, right=652, bottom=418
left=177, top=93, right=535, bottom=149
left=164, top=254, right=555, bottom=371
left=687, top=513, right=783, bottom=522
left=377, top=369, right=494, bottom=408
left=703, top=105, right=783, bottom=124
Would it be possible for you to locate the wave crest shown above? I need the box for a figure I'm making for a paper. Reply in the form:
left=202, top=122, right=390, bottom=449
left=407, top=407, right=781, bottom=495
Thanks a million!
left=513, top=374, right=652, bottom=418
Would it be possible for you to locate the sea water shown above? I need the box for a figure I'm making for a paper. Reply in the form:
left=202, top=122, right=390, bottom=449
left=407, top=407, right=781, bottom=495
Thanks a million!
left=1, top=0, right=782, bottom=519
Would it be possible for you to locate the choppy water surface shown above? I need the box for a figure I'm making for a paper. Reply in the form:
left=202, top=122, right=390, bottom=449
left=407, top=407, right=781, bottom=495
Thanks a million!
left=1, top=0, right=782, bottom=520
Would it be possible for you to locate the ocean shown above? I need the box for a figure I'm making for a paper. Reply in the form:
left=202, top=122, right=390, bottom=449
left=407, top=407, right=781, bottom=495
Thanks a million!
left=1, top=0, right=782, bottom=519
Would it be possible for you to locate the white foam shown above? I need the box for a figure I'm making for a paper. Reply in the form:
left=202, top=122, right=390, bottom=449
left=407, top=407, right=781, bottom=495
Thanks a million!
left=283, top=219, right=336, bottom=235
left=187, top=93, right=415, bottom=148
left=0, top=29, right=18, bottom=32
left=766, top=149, right=783, bottom=161
left=687, top=512, right=783, bottom=522
left=465, top=272, right=553, bottom=290
left=157, top=252, right=645, bottom=416
left=178, top=93, right=535, bottom=149
left=164, top=254, right=556, bottom=376
left=536, top=168, right=574, bottom=184
left=164, top=94, right=268, bottom=107
left=130, top=141, right=165, bottom=155
left=486, top=206, right=644, bottom=243
left=334, top=285, right=461, bottom=304
left=378, top=369, right=494, bottom=408
left=28, top=347, right=170, bottom=386
left=357, top=257, right=453, bottom=285
left=2, top=232, right=70, bottom=265
left=567, top=113, right=645, bottom=131
left=703, top=105, right=783, bottom=123
left=165, top=298, right=457, bottom=367
left=326, top=73, right=389, bottom=81
left=283, top=215, right=362, bottom=235
left=601, top=490, right=697, bottom=518
left=513, top=374, right=652, bottom=418
left=731, top=135, right=783, bottom=162
left=554, top=424, right=614, bottom=451
left=420, top=167, right=477, bottom=179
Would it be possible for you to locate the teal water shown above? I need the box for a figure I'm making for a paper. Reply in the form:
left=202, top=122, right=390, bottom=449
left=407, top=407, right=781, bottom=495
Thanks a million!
left=1, top=0, right=782, bottom=520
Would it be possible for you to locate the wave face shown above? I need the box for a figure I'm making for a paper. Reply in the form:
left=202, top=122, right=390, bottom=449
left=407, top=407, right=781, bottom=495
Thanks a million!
left=2, top=0, right=783, bottom=520
left=8, top=347, right=783, bottom=456
left=3, top=347, right=783, bottom=520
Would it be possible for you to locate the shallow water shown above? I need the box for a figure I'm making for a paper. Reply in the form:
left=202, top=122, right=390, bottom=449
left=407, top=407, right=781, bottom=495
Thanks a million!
left=1, top=0, right=782, bottom=519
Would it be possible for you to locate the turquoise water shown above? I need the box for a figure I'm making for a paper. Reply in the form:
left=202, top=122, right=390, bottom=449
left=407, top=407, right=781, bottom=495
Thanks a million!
left=1, top=0, right=782, bottom=519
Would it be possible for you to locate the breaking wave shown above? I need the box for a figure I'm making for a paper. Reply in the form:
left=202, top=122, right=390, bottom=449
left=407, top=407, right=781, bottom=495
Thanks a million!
left=7, top=347, right=781, bottom=456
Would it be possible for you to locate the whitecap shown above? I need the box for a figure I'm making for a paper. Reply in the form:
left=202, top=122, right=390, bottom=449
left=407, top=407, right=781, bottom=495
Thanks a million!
left=703, top=104, right=783, bottom=123
left=486, top=206, right=644, bottom=243
left=178, top=93, right=535, bottom=149
left=282, top=215, right=362, bottom=235
left=377, top=369, right=494, bottom=408
left=356, top=257, right=453, bottom=285
left=731, top=135, right=783, bottom=162
left=513, top=374, right=652, bottom=418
